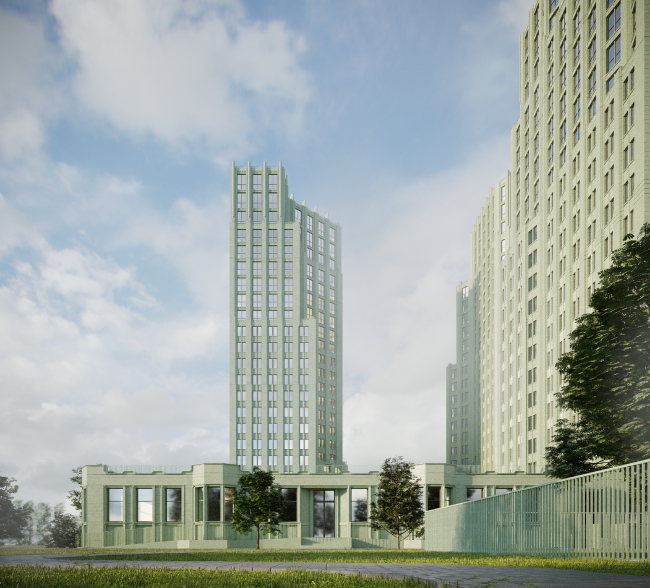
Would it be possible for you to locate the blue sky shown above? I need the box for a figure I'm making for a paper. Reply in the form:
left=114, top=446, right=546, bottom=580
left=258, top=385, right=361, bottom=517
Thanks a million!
left=0, top=0, right=533, bottom=508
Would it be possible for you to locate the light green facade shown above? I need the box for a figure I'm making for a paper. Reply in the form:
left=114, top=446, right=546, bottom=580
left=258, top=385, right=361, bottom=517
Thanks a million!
left=446, top=280, right=481, bottom=465
left=80, top=463, right=548, bottom=549
left=495, top=0, right=650, bottom=472
left=456, top=0, right=649, bottom=473
left=230, top=162, right=343, bottom=473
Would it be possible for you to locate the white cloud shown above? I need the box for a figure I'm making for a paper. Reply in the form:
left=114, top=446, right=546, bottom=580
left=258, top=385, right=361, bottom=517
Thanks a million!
left=50, top=0, right=311, bottom=154
left=0, top=195, right=229, bottom=506
left=497, top=0, right=536, bottom=31
left=0, top=193, right=46, bottom=256
left=342, top=136, right=511, bottom=467
left=117, top=195, right=231, bottom=312
left=454, top=0, right=533, bottom=132
left=0, top=9, right=62, bottom=162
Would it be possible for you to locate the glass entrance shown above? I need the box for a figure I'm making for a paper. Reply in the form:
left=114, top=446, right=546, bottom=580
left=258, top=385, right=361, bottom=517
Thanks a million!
left=313, top=490, right=335, bottom=537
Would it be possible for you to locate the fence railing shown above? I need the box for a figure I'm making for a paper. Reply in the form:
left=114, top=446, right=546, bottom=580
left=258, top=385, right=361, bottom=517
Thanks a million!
left=425, top=459, right=649, bottom=559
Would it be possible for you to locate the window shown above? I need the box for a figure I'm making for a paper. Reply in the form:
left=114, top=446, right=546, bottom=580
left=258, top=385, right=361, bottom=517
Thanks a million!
left=201, top=486, right=220, bottom=522
left=574, top=37, right=581, bottom=66
left=166, top=488, right=182, bottom=522
left=607, top=4, right=621, bottom=40
left=280, top=488, right=297, bottom=522
left=313, top=490, right=335, bottom=537
left=351, top=488, right=368, bottom=522
left=607, top=37, right=621, bottom=72
left=134, top=488, right=153, bottom=522
left=467, top=488, right=483, bottom=501
left=108, top=488, right=123, bottom=522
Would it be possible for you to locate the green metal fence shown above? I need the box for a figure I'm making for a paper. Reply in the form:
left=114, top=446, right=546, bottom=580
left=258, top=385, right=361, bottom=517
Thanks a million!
left=425, top=459, right=649, bottom=559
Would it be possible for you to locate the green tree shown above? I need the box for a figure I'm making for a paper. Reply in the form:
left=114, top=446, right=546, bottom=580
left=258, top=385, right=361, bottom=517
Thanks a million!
left=0, top=475, right=30, bottom=543
left=13, top=501, right=34, bottom=545
left=67, top=467, right=82, bottom=512
left=546, top=223, right=650, bottom=477
left=231, top=467, right=285, bottom=549
left=35, top=503, right=57, bottom=545
left=369, top=457, right=424, bottom=549
left=45, top=511, right=79, bottom=548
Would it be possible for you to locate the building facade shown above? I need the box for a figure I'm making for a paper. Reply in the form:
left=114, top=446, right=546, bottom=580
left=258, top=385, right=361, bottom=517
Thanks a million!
left=450, top=0, right=649, bottom=473
left=446, top=280, right=481, bottom=465
left=79, top=463, right=548, bottom=549
left=230, top=162, right=344, bottom=473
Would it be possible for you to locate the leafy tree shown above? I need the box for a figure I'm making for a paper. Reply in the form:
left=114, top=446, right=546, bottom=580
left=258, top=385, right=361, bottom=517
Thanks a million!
left=369, top=457, right=424, bottom=549
left=67, top=467, right=82, bottom=512
left=0, top=475, right=30, bottom=543
left=13, top=501, right=34, bottom=545
left=35, top=503, right=59, bottom=545
left=231, top=467, right=285, bottom=549
left=45, top=511, right=79, bottom=548
left=546, top=223, right=650, bottom=477
left=544, top=420, right=612, bottom=478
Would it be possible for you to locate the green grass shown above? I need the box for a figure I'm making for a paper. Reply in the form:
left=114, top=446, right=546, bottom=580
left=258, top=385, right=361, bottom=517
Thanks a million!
left=69, top=549, right=650, bottom=577
left=0, top=566, right=446, bottom=588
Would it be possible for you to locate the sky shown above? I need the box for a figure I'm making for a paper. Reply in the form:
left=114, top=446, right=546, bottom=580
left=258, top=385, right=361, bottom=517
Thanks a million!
left=0, top=0, right=534, bottom=510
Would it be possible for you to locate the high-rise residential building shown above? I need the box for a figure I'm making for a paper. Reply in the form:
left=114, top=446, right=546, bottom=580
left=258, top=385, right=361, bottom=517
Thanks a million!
left=446, top=280, right=481, bottom=466
left=230, top=162, right=344, bottom=473
left=449, top=0, right=648, bottom=473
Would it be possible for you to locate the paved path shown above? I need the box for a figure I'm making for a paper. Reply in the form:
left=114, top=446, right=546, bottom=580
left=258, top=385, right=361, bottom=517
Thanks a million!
left=1, top=553, right=649, bottom=587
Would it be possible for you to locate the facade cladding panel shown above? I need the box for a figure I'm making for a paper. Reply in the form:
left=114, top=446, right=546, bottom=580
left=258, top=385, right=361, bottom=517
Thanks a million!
left=229, top=163, right=344, bottom=473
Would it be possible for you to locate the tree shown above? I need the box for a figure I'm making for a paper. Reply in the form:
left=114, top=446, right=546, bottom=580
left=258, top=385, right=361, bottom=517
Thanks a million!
left=231, top=467, right=285, bottom=549
left=544, top=420, right=612, bottom=479
left=369, top=457, right=424, bottom=549
left=45, top=511, right=79, bottom=548
left=12, top=501, right=34, bottom=545
left=67, top=467, right=82, bottom=512
left=546, top=223, right=650, bottom=477
left=35, top=503, right=58, bottom=545
left=0, top=475, right=30, bottom=543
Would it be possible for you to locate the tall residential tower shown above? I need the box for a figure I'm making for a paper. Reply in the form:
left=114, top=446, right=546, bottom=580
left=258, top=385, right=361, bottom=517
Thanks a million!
left=449, top=0, right=648, bottom=473
left=230, top=162, right=344, bottom=473
left=446, top=279, right=481, bottom=466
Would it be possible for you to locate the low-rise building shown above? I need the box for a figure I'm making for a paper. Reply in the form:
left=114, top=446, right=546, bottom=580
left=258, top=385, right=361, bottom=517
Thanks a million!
left=81, top=463, right=548, bottom=549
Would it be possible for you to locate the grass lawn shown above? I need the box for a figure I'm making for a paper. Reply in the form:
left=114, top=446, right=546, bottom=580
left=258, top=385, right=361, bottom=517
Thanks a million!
left=63, top=549, right=650, bottom=577
left=0, top=566, right=442, bottom=588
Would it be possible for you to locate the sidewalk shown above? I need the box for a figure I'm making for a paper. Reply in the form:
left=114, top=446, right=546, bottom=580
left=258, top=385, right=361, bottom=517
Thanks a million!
left=1, top=553, right=649, bottom=588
